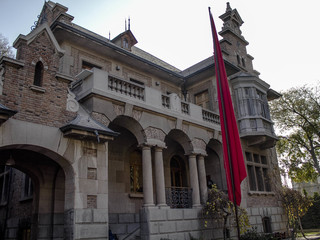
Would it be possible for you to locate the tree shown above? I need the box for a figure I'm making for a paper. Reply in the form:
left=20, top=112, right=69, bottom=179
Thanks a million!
left=202, top=185, right=249, bottom=240
left=269, top=84, right=320, bottom=182
left=0, top=34, right=14, bottom=58
left=278, top=187, right=312, bottom=240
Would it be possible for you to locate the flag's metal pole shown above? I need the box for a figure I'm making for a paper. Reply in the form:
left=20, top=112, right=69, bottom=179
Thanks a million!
left=209, top=7, right=241, bottom=239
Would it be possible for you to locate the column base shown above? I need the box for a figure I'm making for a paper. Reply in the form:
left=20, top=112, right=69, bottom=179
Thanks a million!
left=143, top=203, right=155, bottom=208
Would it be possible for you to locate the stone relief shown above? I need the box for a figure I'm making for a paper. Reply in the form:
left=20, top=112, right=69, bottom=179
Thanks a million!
left=191, top=138, right=207, bottom=151
left=144, top=126, right=166, bottom=142
left=113, top=104, right=124, bottom=116
left=132, top=109, right=142, bottom=121
left=66, top=88, right=79, bottom=112
left=91, top=112, right=110, bottom=126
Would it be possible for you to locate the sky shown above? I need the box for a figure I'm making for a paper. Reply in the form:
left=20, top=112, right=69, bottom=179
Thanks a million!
left=1, top=0, right=320, bottom=92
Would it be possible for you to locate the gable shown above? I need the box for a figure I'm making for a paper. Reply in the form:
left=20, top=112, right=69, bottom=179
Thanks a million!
left=13, top=23, right=65, bottom=56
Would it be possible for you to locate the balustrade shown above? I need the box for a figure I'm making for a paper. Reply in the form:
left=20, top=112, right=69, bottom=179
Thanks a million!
left=165, top=187, right=192, bottom=208
left=108, top=76, right=145, bottom=100
left=202, top=109, right=220, bottom=124
left=181, top=102, right=189, bottom=114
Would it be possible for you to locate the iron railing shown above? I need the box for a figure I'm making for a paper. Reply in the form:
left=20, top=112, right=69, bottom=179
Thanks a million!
left=165, top=187, right=192, bottom=208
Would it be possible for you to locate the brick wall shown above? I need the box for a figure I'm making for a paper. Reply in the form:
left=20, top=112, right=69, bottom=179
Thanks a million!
left=1, top=30, right=75, bottom=127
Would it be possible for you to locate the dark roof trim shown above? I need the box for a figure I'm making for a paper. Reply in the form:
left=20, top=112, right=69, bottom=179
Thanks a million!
left=60, top=123, right=119, bottom=137
left=51, top=21, right=184, bottom=80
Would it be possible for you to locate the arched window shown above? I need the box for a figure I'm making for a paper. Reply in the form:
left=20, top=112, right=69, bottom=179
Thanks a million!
left=129, top=150, right=143, bottom=193
left=170, top=156, right=187, bottom=187
left=33, top=61, right=44, bottom=86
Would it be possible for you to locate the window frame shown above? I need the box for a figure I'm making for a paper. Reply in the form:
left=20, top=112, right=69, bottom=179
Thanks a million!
left=245, top=152, right=272, bottom=193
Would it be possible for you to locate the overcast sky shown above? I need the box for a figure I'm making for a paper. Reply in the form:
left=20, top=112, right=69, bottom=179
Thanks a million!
left=2, top=0, right=320, bottom=92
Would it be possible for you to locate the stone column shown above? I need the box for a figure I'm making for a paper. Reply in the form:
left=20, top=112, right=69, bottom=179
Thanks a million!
left=154, top=146, right=167, bottom=207
left=142, top=145, right=154, bottom=207
left=188, top=154, right=201, bottom=207
left=197, top=154, right=208, bottom=204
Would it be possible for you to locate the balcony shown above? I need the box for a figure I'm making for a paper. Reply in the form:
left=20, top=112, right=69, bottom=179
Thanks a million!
left=72, top=68, right=220, bottom=129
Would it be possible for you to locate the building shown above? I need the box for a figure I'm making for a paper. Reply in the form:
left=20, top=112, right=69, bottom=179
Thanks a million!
left=0, top=1, right=286, bottom=239
left=292, top=177, right=320, bottom=196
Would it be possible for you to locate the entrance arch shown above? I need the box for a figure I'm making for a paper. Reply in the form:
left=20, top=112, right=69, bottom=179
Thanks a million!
left=0, top=145, right=74, bottom=239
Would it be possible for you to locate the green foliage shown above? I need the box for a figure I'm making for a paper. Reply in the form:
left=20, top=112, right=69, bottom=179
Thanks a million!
left=202, top=185, right=250, bottom=239
left=301, top=192, right=320, bottom=229
left=269, top=84, right=320, bottom=182
left=240, top=227, right=277, bottom=240
left=278, top=187, right=312, bottom=237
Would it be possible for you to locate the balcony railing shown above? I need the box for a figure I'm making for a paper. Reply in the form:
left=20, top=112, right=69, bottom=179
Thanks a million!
left=202, top=109, right=220, bottom=124
left=165, top=187, right=192, bottom=208
left=108, top=75, right=145, bottom=100
left=162, top=95, right=170, bottom=109
left=181, top=102, right=189, bottom=115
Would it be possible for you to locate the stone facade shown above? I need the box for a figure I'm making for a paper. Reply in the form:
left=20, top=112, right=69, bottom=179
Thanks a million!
left=0, top=1, right=286, bottom=239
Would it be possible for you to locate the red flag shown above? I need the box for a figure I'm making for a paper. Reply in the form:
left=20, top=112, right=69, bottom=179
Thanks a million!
left=208, top=8, right=247, bottom=206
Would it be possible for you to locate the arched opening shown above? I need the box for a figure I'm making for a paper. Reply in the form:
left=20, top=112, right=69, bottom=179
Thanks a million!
left=0, top=147, right=71, bottom=240
left=33, top=61, right=44, bottom=86
left=206, top=139, right=227, bottom=191
left=170, top=156, right=187, bottom=188
left=129, top=150, right=143, bottom=194
left=107, top=116, right=145, bottom=239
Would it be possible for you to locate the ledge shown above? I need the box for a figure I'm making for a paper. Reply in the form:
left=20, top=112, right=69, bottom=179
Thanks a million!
left=30, top=85, right=46, bottom=93
left=248, top=191, right=275, bottom=196
left=129, top=193, right=144, bottom=198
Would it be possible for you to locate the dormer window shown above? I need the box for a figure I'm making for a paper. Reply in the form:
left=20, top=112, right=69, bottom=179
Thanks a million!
left=34, top=61, right=44, bottom=86
left=123, top=38, right=129, bottom=49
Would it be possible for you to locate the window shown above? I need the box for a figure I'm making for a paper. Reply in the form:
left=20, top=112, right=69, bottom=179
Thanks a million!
left=34, top=61, right=44, bottom=86
left=242, top=57, right=246, bottom=67
left=246, top=152, right=271, bottom=192
left=22, top=174, right=33, bottom=200
left=123, top=38, right=129, bottom=49
left=244, top=88, right=254, bottom=116
left=195, top=90, right=209, bottom=109
left=262, top=217, right=272, bottom=233
left=237, top=55, right=241, bottom=65
left=82, top=61, right=101, bottom=71
left=256, top=90, right=270, bottom=119
left=0, top=166, right=11, bottom=204
left=130, top=150, right=143, bottom=193
left=130, top=78, right=144, bottom=86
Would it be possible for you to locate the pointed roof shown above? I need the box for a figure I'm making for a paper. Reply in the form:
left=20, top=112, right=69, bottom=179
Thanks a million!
left=13, top=23, right=65, bottom=56
left=219, top=2, right=248, bottom=45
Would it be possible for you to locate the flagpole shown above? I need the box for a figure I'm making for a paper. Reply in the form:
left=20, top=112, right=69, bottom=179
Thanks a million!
left=209, top=7, right=241, bottom=239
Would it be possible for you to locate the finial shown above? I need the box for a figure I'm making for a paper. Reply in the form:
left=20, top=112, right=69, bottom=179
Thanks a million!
left=226, top=2, right=232, bottom=12
left=109, top=31, right=111, bottom=41
left=128, top=17, right=131, bottom=30
left=125, top=18, right=127, bottom=31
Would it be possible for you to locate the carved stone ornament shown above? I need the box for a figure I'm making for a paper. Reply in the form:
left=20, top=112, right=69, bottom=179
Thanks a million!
left=113, top=104, right=124, bottom=116
left=66, top=88, right=79, bottom=112
left=144, top=126, right=166, bottom=142
left=191, top=138, right=207, bottom=152
left=132, top=109, right=142, bottom=121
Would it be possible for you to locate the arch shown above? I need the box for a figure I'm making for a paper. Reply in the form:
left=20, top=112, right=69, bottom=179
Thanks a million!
left=170, top=155, right=187, bottom=187
left=206, top=139, right=227, bottom=191
left=34, top=61, right=44, bottom=86
left=166, top=129, right=192, bottom=154
left=109, top=115, right=145, bottom=145
left=0, top=145, right=74, bottom=239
